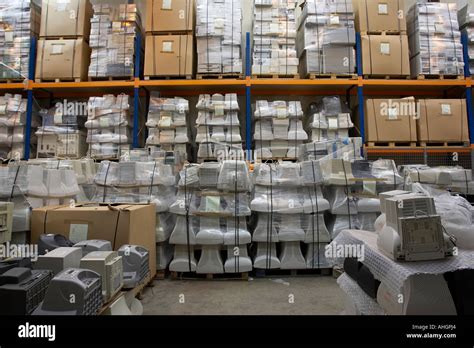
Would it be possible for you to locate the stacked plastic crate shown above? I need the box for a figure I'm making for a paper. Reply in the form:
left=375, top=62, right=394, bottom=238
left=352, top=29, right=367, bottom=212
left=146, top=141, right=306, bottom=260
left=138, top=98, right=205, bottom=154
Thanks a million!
left=35, top=101, right=87, bottom=159
left=305, top=96, right=353, bottom=142
left=195, top=93, right=244, bottom=162
left=297, top=0, right=356, bottom=78
left=89, top=3, right=141, bottom=79
left=85, top=94, right=132, bottom=160
left=0, top=94, right=38, bottom=160
left=195, top=0, right=242, bottom=77
left=408, top=2, right=464, bottom=78
left=251, top=162, right=332, bottom=270
left=0, top=0, right=40, bottom=81
left=169, top=161, right=252, bottom=275
left=254, top=100, right=307, bottom=161
left=459, top=4, right=474, bottom=75
left=146, top=94, right=190, bottom=163
left=92, top=158, right=177, bottom=272
left=253, top=0, right=298, bottom=77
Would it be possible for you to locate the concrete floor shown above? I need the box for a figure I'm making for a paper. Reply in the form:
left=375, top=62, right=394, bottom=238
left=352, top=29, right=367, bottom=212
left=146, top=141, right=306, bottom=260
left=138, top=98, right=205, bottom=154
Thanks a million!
left=141, top=276, right=345, bottom=315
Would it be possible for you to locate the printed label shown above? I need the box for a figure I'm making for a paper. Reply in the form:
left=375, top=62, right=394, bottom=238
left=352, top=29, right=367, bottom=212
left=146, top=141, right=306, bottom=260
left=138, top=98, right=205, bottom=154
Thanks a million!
left=378, top=3, right=388, bottom=15
left=69, top=224, right=88, bottom=243
left=162, top=0, right=172, bottom=10
left=162, top=41, right=173, bottom=52
left=441, top=104, right=451, bottom=115
left=51, top=44, right=63, bottom=55
left=380, top=42, right=390, bottom=55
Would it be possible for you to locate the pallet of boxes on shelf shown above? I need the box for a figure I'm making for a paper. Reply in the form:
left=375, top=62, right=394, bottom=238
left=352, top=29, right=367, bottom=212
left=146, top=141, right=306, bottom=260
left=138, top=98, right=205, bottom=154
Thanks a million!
left=306, top=96, right=354, bottom=142
left=144, top=0, right=195, bottom=79
left=85, top=94, right=132, bottom=160
left=35, top=101, right=88, bottom=159
left=0, top=94, right=38, bottom=160
left=458, top=4, right=474, bottom=75
left=146, top=93, right=191, bottom=163
left=195, top=0, right=242, bottom=78
left=0, top=0, right=40, bottom=81
left=36, top=0, right=92, bottom=83
left=297, top=0, right=356, bottom=79
left=254, top=100, right=307, bottom=161
left=0, top=159, right=86, bottom=243
left=92, top=155, right=178, bottom=274
left=195, top=93, right=244, bottom=162
left=356, top=0, right=410, bottom=79
left=88, top=3, right=142, bottom=80
left=253, top=0, right=298, bottom=78
left=168, top=161, right=252, bottom=277
left=407, top=2, right=464, bottom=79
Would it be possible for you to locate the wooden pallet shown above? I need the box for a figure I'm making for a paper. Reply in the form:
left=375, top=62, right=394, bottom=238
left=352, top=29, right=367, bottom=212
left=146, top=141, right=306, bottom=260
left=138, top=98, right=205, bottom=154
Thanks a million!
left=367, top=141, right=417, bottom=147
left=253, top=268, right=333, bottom=277
left=88, top=76, right=134, bottom=81
left=196, top=73, right=243, bottom=80
left=364, top=75, right=410, bottom=80
left=416, top=74, right=464, bottom=80
left=145, top=31, right=194, bottom=36
left=307, top=73, right=357, bottom=80
left=0, top=78, right=25, bottom=83
left=170, top=271, right=249, bottom=280
left=252, top=74, right=299, bottom=79
left=144, top=75, right=192, bottom=80
left=35, top=78, right=82, bottom=83
left=419, top=141, right=470, bottom=147
left=360, top=30, right=407, bottom=36
left=155, top=269, right=168, bottom=280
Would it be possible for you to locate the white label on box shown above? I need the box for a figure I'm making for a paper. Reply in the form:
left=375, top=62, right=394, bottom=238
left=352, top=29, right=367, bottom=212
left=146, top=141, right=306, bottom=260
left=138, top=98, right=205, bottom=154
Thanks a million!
left=380, top=42, right=390, bottom=55
left=99, top=118, right=109, bottom=128
left=52, top=44, right=63, bottom=55
left=378, top=3, right=388, bottom=15
left=328, top=117, right=338, bottom=129
left=388, top=107, right=398, bottom=119
left=69, top=223, right=88, bottom=243
left=162, top=0, right=172, bottom=10
left=4, top=31, right=13, bottom=43
left=215, top=105, right=224, bottom=117
left=162, top=41, right=173, bottom=52
left=329, top=15, right=339, bottom=25
left=441, top=104, right=451, bottom=115
left=363, top=181, right=377, bottom=196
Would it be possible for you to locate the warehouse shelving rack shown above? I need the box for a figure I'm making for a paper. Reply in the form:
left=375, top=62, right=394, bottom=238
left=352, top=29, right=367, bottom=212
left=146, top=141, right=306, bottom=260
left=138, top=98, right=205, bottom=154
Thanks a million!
left=1, top=32, right=473, bottom=168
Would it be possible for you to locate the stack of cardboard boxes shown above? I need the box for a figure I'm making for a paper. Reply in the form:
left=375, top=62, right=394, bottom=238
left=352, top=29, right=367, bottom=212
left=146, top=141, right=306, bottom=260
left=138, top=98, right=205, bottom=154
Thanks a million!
left=35, top=0, right=92, bottom=82
left=0, top=0, right=41, bottom=81
left=297, top=0, right=356, bottom=78
left=144, top=0, right=194, bottom=79
left=88, top=3, right=141, bottom=79
left=408, top=2, right=464, bottom=78
left=356, top=0, right=409, bottom=78
left=364, top=98, right=469, bottom=145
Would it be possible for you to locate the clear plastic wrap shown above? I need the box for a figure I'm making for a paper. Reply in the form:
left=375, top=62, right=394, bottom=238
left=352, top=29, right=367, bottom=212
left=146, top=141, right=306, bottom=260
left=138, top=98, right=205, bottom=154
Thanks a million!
left=253, top=0, right=298, bottom=76
left=253, top=162, right=302, bottom=187
left=88, top=4, right=141, bottom=78
left=328, top=214, right=361, bottom=238
left=408, top=2, right=464, bottom=76
left=0, top=0, right=40, bottom=80
left=297, top=0, right=356, bottom=76
left=195, top=0, right=242, bottom=74
left=298, top=137, right=363, bottom=162
left=156, top=212, right=176, bottom=243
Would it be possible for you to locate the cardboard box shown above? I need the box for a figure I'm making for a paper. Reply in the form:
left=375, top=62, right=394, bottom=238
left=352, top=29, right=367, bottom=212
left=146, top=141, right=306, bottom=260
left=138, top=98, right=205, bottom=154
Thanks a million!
left=417, top=99, right=469, bottom=143
left=40, top=0, right=93, bottom=38
left=365, top=98, right=417, bottom=142
left=361, top=34, right=410, bottom=76
left=31, top=204, right=157, bottom=277
left=36, top=39, right=90, bottom=81
left=144, top=35, right=194, bottom=77
left=355, top=0, right=406, bottom=33
left=146, top=0, right=194, bottom=33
